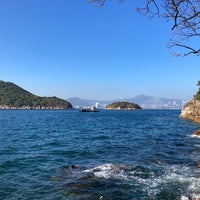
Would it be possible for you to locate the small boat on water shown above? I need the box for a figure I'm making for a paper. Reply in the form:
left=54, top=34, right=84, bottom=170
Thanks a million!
left=79, top=106, right=99, bottom=112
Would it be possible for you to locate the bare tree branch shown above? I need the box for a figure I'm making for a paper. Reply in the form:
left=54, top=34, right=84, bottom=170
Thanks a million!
left=88, top=0, right=105, bottom=7
left=165, top=0, right=200, bottom=56
left=135, top=0, right=160, bottom=16
left=89, top=0, right=200, bottom=56
left=88, top=0, right=123, bottom=7
left=168, top=42, right=200, bottom=56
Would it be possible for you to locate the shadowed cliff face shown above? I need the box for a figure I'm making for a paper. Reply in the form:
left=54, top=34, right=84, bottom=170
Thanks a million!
left=180, top=100, right=200, bottom=123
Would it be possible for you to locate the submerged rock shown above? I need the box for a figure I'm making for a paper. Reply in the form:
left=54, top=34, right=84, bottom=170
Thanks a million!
left=193, top=130, right=200, bottom=136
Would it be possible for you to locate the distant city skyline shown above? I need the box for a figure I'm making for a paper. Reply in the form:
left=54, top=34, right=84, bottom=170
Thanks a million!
left=0, top=1, right=199, bottom=101
left=67, top=95, right=186, bottom=110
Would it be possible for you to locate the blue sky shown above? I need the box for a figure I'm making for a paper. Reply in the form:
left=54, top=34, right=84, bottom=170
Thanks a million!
left=0, top=0, right=199, bottom=100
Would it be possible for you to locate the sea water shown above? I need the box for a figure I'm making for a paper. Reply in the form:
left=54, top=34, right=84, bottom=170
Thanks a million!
left=1, top=109, right=200, bottom=200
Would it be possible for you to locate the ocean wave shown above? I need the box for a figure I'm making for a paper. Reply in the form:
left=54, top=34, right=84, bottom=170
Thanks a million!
left=190, top=134, right=200, bottom=139
left=83, top=163, right=134, bottom=179
left=57, top=163, right=200, bottom=199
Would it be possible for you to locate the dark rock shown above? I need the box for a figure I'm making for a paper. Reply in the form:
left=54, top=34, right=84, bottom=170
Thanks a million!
left=193, top=130, right=200, bottom=136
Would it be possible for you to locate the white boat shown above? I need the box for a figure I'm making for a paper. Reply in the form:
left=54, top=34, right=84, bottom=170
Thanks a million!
left=79, top=106, right=99, bottom=112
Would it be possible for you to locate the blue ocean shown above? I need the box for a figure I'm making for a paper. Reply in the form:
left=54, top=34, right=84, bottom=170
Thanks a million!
left=1, top=109, right=200, bottom=200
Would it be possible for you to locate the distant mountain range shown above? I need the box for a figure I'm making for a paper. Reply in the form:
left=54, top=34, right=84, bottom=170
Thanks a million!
left=0, top=80, right=186, bottom=110
left=67, top=95, right=187, bottom=109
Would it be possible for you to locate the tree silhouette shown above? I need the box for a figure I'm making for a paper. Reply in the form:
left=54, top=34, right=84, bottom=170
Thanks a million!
left=195, top=80, right=200, bottom=100
left=197, top=80, right=200, bottom=87
left=88, top=0, right=200, bottom=57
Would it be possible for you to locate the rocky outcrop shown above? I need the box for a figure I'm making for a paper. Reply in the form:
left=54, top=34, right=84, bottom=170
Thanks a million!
left=193, top=129, right=200, bottom=135
left=179, top=100, right=200, bottom=123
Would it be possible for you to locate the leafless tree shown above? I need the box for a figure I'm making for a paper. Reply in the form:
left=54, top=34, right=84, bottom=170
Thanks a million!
left=88, top=0, right=200, bottom=56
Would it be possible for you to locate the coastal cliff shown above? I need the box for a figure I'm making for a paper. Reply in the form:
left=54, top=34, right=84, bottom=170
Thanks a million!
left=179, top=81, right=200, bottom=123
left=179, top=100, right=200, bottom=123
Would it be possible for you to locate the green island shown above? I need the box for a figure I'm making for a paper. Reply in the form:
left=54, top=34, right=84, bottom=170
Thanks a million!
left=0, top=81, right=72, bottom=109
left=106, top=101, right=142, bottom=110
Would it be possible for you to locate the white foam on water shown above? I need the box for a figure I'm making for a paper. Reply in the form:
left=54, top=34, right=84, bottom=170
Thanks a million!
left=187, top=180, right=200, bottom=200
left=180, top=195, right=189, bottom=200
left=83, top=163, right=129, bottom=179
left=82, top=163, right=200, bottom=199
left=154, top=165, right=200, bottom=200
left=189, top=134, right=200, bottom=139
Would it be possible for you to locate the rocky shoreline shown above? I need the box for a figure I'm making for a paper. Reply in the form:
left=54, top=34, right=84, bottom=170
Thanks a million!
left=0, top=105, right=71, bottom=110
left=179, top=99, right=200, bottom=123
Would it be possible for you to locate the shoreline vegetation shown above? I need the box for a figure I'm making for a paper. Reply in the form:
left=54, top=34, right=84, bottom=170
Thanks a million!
left=0, top=80, right=143, bottom=111
left=2, top=79, right=200, bottom=118
left=106, top=101, right=142, bottom=110
left=0, top=81, right=72, bottom=110
left=0, top=105, right=71, bottom=110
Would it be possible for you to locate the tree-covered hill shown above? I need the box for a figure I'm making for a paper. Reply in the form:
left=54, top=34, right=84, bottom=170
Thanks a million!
left=0, top=81, right=72, bottom=109
left=106, top=101, right=142, bottom=110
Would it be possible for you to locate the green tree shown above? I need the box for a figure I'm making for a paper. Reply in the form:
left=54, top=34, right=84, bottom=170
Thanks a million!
left=194, top=80, right=200, bottom=100
left=89, top=0, right=200, bottom=57
left=197, top=80, right=200, bottom=87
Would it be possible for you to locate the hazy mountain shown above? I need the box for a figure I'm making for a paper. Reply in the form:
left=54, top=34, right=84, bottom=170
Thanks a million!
left=67, top=95, right=185, bottom=109
left=67, top=97, right=112, bottom=108
left=83, top=99, right=113, bottom=108
left=67, top=97, right=90, bottom=108
left=123, top=95, right=185, bottom=109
